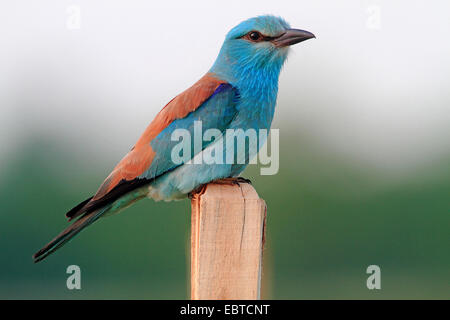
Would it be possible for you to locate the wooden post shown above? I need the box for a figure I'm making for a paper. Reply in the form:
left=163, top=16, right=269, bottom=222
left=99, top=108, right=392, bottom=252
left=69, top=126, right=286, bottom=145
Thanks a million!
left=190, top=182, right=267, bottom=300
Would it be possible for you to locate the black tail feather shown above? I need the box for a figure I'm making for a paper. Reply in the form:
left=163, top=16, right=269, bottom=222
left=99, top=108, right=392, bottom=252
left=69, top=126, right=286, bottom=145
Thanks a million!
left=33, top=207, right=107, bottom=263
left=65, top=196, right=93, bottom=221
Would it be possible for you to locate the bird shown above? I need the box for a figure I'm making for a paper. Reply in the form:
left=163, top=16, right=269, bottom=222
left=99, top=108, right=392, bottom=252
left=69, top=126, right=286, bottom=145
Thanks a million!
left=33, top=15, right=315, bottom=263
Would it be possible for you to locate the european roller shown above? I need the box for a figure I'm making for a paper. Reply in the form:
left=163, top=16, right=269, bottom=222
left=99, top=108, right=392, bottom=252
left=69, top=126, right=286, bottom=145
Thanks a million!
left=33, top=15, right=314, bottom=262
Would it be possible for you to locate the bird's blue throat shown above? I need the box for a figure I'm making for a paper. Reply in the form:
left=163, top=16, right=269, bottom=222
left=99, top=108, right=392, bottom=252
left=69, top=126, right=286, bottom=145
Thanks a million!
left=210, top=43, right=288, bottom=128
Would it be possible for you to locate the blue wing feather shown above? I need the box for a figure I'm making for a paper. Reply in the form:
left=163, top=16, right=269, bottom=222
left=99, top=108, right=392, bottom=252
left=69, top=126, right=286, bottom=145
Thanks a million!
left=139, top=83, right=239, bottom=180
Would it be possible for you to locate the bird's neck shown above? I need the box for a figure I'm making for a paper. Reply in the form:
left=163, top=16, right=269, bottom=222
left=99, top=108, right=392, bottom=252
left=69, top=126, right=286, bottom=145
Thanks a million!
left=210, top=54, right=283, bottom=127
left=211, top=59, right=282, bottom=97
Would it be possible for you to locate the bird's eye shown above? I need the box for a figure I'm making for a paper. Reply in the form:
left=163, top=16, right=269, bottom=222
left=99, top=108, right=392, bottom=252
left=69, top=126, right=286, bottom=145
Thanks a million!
left=248, top=31, right=262, bottom=41
left=249, top=31, right=261, bottom=41
left=240, top=31, right=273, bottom=43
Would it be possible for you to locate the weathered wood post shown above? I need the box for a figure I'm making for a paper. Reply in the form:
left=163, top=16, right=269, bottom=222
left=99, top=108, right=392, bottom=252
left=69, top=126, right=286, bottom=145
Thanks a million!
left=190, top=182, right=267, bottom=300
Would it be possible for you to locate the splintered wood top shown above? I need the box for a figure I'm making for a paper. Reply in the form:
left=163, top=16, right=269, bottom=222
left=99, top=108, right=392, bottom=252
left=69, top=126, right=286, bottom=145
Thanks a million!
left=199, top=182, right=260, bottom=200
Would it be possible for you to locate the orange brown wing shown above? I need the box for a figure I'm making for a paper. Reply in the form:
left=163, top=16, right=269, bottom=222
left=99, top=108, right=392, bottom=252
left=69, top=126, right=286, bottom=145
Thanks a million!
left=66, top=72, right=226, bottom=220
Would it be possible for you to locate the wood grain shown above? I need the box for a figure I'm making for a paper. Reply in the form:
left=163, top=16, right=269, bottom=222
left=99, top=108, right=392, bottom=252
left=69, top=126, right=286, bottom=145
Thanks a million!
left=190, top=182, right=267, bottom=300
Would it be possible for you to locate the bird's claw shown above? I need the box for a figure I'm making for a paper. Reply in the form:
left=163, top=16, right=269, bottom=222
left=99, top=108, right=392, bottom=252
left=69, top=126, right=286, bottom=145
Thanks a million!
left=211, top=177, right=252, bottom=186
left=189, top=177, right=252, bottom=199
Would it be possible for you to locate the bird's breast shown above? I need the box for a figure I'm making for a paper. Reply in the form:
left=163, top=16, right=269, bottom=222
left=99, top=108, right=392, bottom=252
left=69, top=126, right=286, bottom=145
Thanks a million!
left=234, top=89, right=278, bottom=131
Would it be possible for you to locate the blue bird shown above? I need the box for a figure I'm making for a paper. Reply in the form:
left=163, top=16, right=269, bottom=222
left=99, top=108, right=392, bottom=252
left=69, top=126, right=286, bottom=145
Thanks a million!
left=33, top=15, right=315, bottom=262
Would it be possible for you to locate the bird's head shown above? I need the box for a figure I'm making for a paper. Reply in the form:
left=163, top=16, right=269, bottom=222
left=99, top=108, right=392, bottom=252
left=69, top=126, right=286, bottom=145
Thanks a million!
left=211, top=15, right=315, bottom=83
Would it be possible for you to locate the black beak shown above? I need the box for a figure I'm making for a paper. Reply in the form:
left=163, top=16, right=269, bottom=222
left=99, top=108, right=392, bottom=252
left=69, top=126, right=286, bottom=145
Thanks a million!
left=273, top=29, right=315, bottom=47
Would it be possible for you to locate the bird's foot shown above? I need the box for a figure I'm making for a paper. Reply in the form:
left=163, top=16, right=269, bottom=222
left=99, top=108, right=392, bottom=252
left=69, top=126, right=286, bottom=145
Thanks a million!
left=188, top=177, right=252, bottom=199
left=211, top=177, right=252, bottom=186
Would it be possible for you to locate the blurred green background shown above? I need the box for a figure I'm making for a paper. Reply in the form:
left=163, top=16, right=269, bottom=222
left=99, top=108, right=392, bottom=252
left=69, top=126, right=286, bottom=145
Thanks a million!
left=1, top=132, right=448, bottom=299
left=0, top=0, right=449, bottom=299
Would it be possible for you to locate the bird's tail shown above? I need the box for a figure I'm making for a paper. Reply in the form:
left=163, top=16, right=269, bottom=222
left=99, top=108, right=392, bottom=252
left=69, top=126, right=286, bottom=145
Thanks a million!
left=32, top=206, right=110, bottom=263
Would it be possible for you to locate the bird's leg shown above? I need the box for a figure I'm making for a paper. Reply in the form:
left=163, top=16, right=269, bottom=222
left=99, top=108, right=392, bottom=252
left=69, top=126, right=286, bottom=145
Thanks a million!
left=211, top=177, right=252, bottom=186
left=188, top=177, right=252, bottom=198
left=188, top=184, right=207, bottom=199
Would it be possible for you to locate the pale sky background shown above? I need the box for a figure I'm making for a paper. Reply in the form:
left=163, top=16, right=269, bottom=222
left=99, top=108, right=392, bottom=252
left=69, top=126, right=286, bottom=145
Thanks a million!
left=0, top=0, right=449, bottom=172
